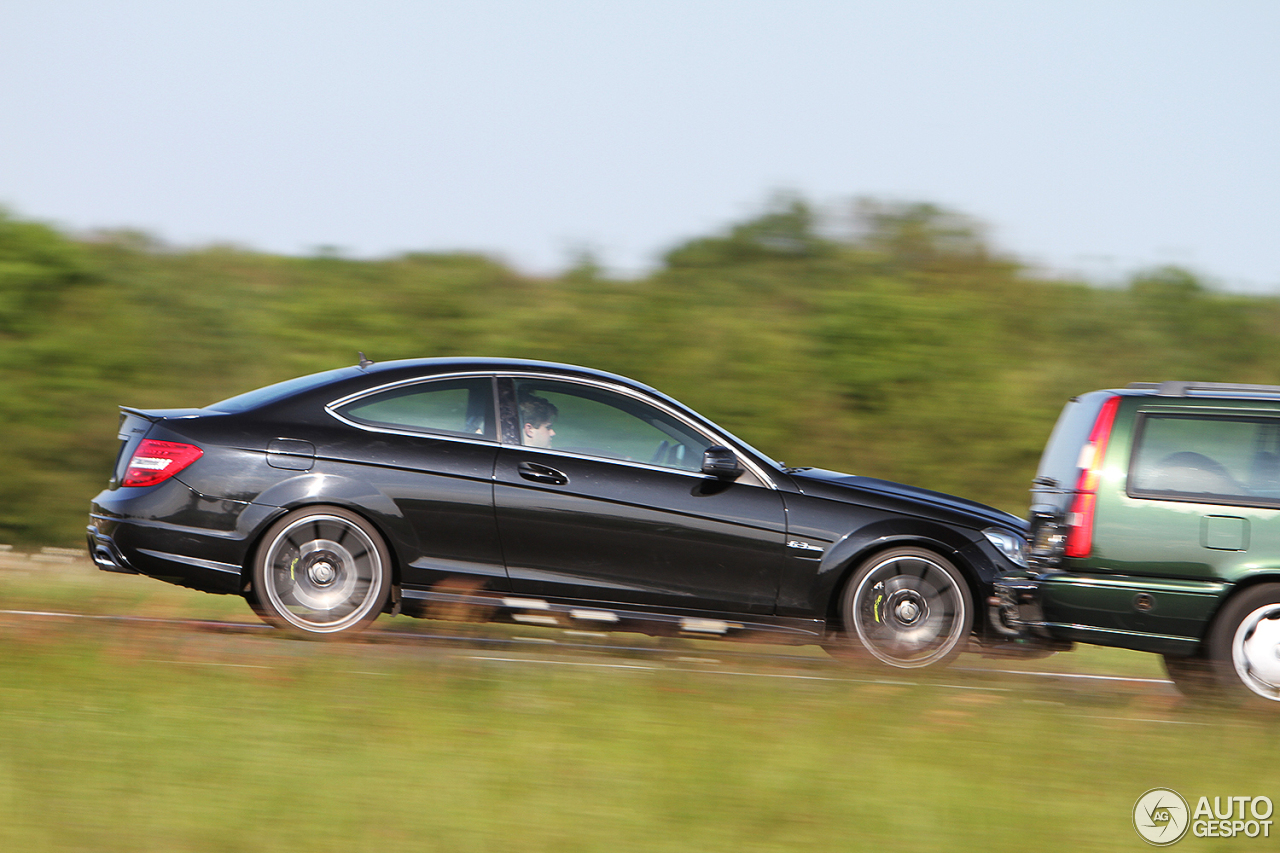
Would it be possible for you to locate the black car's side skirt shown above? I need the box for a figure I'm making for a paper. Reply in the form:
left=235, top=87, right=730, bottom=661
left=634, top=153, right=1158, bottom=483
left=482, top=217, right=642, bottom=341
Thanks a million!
left=399, top=587, right=826, bottom=644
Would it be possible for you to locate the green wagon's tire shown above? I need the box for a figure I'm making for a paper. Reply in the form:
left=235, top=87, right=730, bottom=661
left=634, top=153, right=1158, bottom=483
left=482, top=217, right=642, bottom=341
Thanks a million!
left=1161, top=653, right=1221, bottom=701
left=1208, top=583, right=1280, bottom=705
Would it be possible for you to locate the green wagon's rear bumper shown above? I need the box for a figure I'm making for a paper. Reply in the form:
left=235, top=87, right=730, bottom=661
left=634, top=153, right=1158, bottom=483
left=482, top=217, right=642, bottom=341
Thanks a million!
left=993, top=570, right=1228, bottom=656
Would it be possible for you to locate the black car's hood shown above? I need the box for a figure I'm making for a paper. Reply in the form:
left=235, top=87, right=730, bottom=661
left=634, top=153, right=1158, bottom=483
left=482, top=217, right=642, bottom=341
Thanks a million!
left=786, top=468, right=1026, bottom=531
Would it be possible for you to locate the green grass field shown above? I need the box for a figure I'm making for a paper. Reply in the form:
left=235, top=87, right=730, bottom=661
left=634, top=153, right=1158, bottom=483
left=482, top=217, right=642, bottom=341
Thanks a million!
left=2, top=559, right=1277, bottom=852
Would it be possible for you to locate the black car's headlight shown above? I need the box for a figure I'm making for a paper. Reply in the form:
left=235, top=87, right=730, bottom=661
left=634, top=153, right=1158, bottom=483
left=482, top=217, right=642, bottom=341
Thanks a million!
left=983, top=527, right=1028, bottom=569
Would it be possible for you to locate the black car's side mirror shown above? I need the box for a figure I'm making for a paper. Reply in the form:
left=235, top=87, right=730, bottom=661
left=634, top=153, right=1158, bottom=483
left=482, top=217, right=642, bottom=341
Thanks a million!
left=701, top=446, right=743, bottom=480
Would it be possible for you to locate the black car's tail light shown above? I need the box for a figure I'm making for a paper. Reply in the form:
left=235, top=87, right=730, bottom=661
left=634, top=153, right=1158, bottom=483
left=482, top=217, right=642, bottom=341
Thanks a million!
left=122, top=440, right=204, bottom=488
left=1063, top=394, right=1121, bottom=558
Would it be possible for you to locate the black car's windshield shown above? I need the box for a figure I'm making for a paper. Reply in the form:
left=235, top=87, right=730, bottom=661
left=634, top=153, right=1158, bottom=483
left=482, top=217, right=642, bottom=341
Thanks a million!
left=207, top=367, right=359, bottom=413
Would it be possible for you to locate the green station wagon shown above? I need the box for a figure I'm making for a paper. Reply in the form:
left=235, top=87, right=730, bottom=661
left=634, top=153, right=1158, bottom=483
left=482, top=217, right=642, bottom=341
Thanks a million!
left=993, top=381, right=1280, bottom=704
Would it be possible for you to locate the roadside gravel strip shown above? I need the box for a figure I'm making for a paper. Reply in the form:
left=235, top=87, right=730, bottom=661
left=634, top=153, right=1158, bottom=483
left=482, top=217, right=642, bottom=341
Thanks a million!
left=1, top=547, right=1175, bottom=695
left=0, top=605, right=1173, bottom=690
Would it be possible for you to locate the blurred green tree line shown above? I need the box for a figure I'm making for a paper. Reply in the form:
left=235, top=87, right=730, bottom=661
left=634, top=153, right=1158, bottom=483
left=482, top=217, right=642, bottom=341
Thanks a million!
left=2, top=199, right=1277, bottom=547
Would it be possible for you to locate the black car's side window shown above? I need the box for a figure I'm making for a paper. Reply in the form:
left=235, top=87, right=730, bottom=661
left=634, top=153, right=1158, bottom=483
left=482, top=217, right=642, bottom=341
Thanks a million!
left=1129, top=414, right=1280, bottom=505
left=334, top=377, right=495, bottom=440
left=510, top=378, right=712, bottom=472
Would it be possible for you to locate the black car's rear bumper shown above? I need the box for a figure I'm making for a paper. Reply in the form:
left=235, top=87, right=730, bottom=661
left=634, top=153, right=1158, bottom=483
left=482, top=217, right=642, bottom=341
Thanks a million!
left=89, top=479, right=276, bottom=595
left=87, top=515, right=248, bottom=594
left=86, top=524, right=138, bottom=574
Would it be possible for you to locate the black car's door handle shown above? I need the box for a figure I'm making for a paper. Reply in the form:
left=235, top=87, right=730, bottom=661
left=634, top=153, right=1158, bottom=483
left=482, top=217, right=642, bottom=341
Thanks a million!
left=517, top=461, right=569, bottom=486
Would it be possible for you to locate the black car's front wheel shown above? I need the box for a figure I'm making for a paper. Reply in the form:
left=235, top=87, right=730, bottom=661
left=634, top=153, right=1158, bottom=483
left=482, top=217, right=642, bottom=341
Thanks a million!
left=251, top=506, right=391, bottom=635
left=838, top=547, right=973, bottom=669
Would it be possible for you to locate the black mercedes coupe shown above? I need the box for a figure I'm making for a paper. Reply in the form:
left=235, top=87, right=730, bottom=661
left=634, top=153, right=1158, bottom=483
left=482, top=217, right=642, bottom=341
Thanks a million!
left=89, top=356, right=1031, bottom=668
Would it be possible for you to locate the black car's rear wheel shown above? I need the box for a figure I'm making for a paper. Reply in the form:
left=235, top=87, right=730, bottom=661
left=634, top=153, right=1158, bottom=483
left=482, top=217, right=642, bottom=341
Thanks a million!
left=839, top=547, right=972, bottom=669
left=251, top=506, right=391, bottom=635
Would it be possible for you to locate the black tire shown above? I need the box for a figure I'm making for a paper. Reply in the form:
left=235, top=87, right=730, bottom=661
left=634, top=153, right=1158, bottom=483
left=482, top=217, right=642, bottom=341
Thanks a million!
left=1161, top=653, right=1221, bottom=701
left=250, top=506, right=391, bottom=635
left=1207, top=583, right=1280, bottom=705
left=835, top=547, right=974, bottom=669
left=244, top=586, right=271, bottom=624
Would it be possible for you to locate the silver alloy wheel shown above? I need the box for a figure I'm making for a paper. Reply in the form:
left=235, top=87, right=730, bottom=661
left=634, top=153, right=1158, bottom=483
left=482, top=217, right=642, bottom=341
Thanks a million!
left=256, top=509, right=388, bottom=634
left=1231, top=603, right=1280, bottom=701
left=848, top=550, right=971, bottom=669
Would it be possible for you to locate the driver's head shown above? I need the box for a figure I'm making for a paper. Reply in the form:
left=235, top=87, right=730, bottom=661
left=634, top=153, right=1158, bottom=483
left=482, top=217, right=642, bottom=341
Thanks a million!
left=519, top=394, right=558, bottom=448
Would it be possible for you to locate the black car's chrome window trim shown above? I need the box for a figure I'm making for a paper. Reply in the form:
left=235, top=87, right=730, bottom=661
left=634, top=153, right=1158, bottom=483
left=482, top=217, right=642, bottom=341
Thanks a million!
left=496, top=371, right=779, bottom=489
left=324, top=418, right=501, bottom=448
left=323, top=372, right=501, bottom=445
left=322, top=369, right=779, bottom=487
left=504, top=441, right=765, bottom=485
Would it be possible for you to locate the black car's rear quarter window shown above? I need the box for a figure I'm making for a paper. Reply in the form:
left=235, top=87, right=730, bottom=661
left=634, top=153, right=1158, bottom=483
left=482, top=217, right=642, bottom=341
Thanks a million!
left=335, top=377, right=495, bottom=440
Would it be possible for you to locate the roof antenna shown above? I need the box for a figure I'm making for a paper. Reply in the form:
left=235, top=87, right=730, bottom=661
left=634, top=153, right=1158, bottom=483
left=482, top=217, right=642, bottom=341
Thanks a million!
left=358, top=352, right=373, bottom=369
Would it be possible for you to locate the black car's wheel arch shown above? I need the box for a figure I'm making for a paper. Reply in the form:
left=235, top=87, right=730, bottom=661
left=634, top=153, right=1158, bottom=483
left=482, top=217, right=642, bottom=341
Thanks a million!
left=245, top=473, right=416, bottom=588
left=820, top=534, right=981, bottom=633
left=240, top=500, right=405, bottom=604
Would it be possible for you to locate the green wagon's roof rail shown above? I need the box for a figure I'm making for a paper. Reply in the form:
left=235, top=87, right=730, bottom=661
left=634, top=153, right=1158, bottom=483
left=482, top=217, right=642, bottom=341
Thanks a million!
left=1128, top=381, right=1280, bottom=398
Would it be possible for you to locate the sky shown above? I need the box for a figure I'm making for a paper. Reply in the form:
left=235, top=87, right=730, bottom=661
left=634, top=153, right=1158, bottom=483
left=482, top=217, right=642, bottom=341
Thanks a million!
left=1, top=1, right=1277, bottom=289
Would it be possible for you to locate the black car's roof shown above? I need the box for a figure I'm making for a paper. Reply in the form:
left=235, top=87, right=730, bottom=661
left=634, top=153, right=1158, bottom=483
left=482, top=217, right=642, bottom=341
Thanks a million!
left=204, top=355, right=787, bottom=474
left=351, top=356, right=684, bottom=406
left=208, top=357, right=671, bottom=414
left=359, top=356, right=655, bottom=390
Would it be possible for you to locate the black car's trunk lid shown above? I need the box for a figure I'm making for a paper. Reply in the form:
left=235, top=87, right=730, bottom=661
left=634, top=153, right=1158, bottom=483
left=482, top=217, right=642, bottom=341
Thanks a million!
left=109, top=407, right=205, bottom=489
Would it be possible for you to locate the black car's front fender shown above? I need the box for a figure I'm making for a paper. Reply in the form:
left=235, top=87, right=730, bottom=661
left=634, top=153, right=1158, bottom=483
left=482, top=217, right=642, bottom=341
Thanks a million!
left=778, top=514, right=1003, bottom=623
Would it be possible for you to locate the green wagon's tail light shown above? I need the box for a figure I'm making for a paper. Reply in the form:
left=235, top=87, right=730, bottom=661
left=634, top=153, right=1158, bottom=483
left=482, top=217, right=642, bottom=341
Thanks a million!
left=122, top=440, right=204, bottom=488
left=1063, top=394, right=1121, bottom=558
